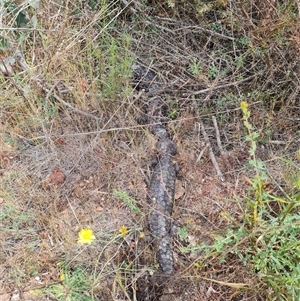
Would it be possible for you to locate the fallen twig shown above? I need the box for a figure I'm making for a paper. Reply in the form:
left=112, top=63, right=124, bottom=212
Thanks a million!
left=199, top=121, right=225, bottom=182
left=196, top=143, right=209, bottom=163
left=212, top=115, right=224, bottom=155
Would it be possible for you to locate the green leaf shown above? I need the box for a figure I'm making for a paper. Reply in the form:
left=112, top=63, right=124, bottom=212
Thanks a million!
left=16, top=11, right=29, bottom=27
left=177, top=226, right=188, bottom=241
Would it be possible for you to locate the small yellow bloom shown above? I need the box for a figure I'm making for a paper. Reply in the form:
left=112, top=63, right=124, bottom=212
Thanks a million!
left=78, top=228, right=96, bottom=245
left=57, top=261, right=63, bottom=267
left=119, top=225, right=128, bottom=237
left=60, top=272, right=65, bottom=281
left=240, top=101, right=248, bottom=114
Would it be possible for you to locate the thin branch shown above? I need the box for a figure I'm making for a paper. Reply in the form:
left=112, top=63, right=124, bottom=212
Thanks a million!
left=212, top=116, right=224, bottom=155
left=199, top=121, right=225, bottom=182
left=196, top=143, right=209, bottom=163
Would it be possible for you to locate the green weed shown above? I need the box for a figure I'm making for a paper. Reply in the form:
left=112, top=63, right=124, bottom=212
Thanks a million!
left=180, top=102, right=300, bottom=300
left=98, top=33, right=133, bottom=100
left=0, top=204, right=34, bottom=230
left=167, top=97, right=179, bottom=119
left=207, top=66, right=219, bottom=80
left=113, top=189, right=141, bottom=214
left=189, top=58, right=202, bottom=76
left=45, top=265, right=95, bottom=301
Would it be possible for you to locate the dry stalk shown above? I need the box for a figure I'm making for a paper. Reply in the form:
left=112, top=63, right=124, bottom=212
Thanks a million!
left=212, top=115, right=224, bottom=156
left=198, top=121, right=225, bottom=182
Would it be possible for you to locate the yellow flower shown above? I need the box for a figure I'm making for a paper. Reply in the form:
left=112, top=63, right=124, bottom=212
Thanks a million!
left=60, top=272, right=65, bottom=281
left=78, top=228, right=96, bottom=245
left=119, top=225, right=128, bottom=237
left=240, top=101, right=248, bottom=114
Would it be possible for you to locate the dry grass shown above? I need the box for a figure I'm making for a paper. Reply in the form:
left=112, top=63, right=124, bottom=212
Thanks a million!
left=0, top=0, right=299, bottom=300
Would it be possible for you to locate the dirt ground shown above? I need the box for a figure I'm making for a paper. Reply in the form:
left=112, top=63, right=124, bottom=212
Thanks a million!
left=1, top=1, right=299, bottom=300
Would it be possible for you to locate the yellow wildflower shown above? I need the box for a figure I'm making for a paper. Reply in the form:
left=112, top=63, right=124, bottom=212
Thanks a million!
left=78, top=228, right=96, bottom=245
left=60, top=272, right=65, bottom=281
left=240, top=101, right=248, bottom=114
left=119, top=225, right=128, bottom=237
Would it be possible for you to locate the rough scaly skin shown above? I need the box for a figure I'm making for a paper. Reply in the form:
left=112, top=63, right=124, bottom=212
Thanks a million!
left=133, top=64, right=177, bottom=275
left=149, top=137, right=177, bottom=275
